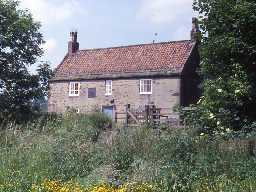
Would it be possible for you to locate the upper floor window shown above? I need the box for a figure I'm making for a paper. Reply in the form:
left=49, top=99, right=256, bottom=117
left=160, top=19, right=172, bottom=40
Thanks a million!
left=105, top=80, right=112, bottom=95
left=140, top=79, right=152, bottom=94
left=69, top=82, right=80, bottom=96
left=88, top=88, right=96, bottom=98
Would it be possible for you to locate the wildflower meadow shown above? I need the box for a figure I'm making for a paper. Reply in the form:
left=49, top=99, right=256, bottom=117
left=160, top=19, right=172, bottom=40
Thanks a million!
left=0, top=113, right=256, bottom=191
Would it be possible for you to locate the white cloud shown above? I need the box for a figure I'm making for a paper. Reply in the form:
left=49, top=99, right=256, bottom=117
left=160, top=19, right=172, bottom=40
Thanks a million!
left=20, top=0, right=86, bottom=25
left=137, top=0, right=192, bottom=24
left=41, top=38, right=57, bottom=54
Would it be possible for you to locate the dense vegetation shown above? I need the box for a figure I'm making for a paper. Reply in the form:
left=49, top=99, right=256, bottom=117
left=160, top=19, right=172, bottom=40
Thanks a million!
left=188, top=0, right=256, bottom=133
left=0, top=113, right=256, bottom=191
left=0, top=0, right=52, bottom=123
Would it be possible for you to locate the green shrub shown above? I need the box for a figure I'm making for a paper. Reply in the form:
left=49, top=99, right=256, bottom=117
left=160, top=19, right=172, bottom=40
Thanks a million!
left=1, top=116, right=256, bottom=191
left=87, top=112, right=112, bottom=142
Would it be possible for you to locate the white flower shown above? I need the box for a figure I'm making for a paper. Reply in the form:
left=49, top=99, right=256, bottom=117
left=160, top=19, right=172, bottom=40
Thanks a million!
left=209, top=113, right=215, bottom=119
left=200, top=133, right=205, bottom=136
left=226, top=128, right=231, bottom=132
left=217, top=121, right=220, bottom=126
left=235, top=117, right=240, bottom=121
left=235, top=90, right=240, bottom=94
left=217, top=89, right=223, bottom=93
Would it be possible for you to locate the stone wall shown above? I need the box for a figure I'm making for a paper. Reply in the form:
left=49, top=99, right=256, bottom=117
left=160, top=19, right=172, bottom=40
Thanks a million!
left=48, top=77, right=181, bottom=117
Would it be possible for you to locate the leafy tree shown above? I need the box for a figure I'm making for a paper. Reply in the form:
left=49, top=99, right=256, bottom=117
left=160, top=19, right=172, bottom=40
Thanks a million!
left=187, top=0, right=256, bottom=134
left=37, top=61, right=53, bottom=98
left=0, top=0, right=44, bottom=122
left=30, top=62, right=53, bottom=114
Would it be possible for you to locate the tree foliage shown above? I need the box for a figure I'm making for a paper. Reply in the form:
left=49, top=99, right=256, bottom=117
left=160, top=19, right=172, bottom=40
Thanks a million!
left=187, top=0, right=256, bottom=134
left=37, top=61, right=53, bottom=98
left=0, top=0, right=45, bottom=122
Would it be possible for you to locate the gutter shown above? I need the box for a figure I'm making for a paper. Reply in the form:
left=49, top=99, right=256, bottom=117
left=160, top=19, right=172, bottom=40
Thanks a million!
left=49, top=70, right=181, bottom=83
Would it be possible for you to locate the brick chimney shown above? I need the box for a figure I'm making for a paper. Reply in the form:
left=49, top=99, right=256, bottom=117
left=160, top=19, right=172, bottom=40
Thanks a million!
left=191, top=17, right=200, bottom=42
left=68, top=31, right=79, bottom=54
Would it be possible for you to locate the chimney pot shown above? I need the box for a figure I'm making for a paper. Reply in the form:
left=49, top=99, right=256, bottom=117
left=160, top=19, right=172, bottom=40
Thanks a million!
left=68, top=31, right=79, bottom=54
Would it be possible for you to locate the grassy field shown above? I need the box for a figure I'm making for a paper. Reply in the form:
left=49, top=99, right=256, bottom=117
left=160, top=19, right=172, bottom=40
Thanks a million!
left=1, top=113, right=256, bottom=191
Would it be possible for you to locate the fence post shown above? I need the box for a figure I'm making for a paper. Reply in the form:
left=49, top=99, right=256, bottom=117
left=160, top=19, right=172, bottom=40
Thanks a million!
left=125, top=104, right=130, bottom=128
left=145, top=105, right=149, bottom=124
left=115, top=112, right=117, bottom=123
left=249, top=139, right=256, bottom=156
left=152, top=105, right=157, bottom=129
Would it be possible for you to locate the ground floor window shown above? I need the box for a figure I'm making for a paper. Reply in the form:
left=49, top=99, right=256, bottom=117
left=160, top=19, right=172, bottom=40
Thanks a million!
left=88, top=88, right=96, bottom=98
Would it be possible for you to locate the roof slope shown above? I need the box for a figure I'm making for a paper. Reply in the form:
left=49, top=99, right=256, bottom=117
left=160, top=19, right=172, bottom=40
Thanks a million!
left=52, top=40, right=196, bottom=81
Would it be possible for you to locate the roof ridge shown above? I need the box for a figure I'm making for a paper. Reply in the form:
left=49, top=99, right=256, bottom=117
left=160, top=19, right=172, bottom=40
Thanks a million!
left=77, top=40, right=193, bottom=53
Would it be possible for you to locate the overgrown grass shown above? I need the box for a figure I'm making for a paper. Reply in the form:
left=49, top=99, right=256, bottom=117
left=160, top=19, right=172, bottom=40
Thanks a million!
left=0, top=113, right=256, bottom=191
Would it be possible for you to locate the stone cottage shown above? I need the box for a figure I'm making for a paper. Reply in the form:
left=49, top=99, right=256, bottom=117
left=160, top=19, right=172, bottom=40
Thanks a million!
left=48, top=18, right=200, bottom=120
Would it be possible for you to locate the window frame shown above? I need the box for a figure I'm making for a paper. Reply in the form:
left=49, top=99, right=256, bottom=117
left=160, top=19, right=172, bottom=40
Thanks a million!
left=139, top=79, right=152, bottom=95
left=105, top=80, right=112, bottom=96
left=69, top=82, right=80, bottom=97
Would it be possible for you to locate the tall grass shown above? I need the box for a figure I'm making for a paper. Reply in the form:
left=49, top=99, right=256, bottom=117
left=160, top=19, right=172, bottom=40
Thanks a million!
left=0, top=113, right=256, bottom=191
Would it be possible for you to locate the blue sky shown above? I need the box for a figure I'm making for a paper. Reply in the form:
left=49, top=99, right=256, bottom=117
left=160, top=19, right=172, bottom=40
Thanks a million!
left=20, top=0, right=194, bottom=70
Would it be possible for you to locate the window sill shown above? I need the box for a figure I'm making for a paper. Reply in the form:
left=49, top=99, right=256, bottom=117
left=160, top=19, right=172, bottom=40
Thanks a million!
left=140, top=92, right=152, bottom=95
left=69, top=95, right=80, bottom=97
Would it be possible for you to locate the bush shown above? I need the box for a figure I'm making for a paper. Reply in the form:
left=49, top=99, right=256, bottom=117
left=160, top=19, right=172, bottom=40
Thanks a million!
left=87, top=112, right=112, bottom=142
left=1, top=116, right=256, bottom=191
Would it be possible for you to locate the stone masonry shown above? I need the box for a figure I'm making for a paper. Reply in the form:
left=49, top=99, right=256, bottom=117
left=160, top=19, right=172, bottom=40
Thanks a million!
left=48, top=77, right=180, bottom=116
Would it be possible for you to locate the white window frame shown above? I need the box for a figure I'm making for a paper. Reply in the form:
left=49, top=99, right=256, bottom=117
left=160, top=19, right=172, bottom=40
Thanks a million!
left=69, top=82, right=80, bottom=96
left=105, top=80, right=112, bottom=96
left=140, top=79, right=152, bottom=95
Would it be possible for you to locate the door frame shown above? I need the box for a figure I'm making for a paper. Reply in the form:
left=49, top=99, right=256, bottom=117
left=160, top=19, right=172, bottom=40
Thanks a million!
left=102, top=105, right=115, bottom=121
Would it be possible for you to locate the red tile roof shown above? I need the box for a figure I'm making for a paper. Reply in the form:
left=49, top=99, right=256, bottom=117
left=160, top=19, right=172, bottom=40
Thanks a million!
left=52, top=40, right=196, bottom=81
